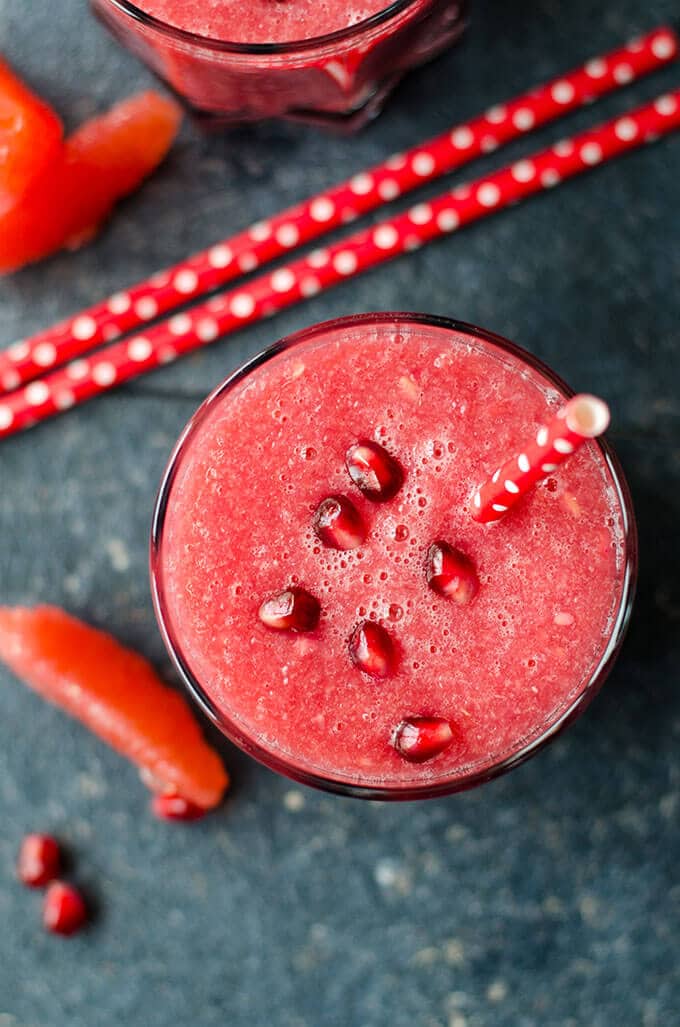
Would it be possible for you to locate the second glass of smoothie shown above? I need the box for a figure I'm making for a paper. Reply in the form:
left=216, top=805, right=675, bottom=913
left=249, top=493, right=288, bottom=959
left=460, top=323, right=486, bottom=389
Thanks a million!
left=92, top=0, right=468, bottom=128
left=151, top=313, right=636, bottom=800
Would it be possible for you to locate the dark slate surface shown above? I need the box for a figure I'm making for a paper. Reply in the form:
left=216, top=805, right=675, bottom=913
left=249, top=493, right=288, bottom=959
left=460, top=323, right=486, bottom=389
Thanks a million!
left=1, top=0, right=679, bottom=1024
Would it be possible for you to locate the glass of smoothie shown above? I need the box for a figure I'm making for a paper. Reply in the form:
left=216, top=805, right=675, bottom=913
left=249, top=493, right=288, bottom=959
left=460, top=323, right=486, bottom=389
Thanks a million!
left=91, top=0, right=468, bottom=129
left=150, top=313, right=637, bottom=800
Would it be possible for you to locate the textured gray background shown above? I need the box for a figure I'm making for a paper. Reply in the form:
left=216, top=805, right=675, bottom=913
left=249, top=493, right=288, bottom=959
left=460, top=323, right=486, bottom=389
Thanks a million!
left=1, top=1, right=679, bottom=1025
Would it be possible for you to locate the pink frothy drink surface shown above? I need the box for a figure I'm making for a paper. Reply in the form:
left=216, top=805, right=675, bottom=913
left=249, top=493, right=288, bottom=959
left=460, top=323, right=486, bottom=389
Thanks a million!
left=136, top=0, right=393, bottom=42
left=157, top=318, right=627, bottom=792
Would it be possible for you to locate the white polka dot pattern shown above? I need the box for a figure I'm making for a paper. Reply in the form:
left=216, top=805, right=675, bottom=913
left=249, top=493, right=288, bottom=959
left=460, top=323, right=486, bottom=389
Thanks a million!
left=196, top=319, right=219, bottom=342
left=25, top=382, right=50, bottom=406
left=1, top=28, right=677, bottom=438
left=238, top=253, right=259, bottom=273
left=512, top=108, right=535, bottom=131
left=169, top=314, right=192, bottom=336
left=307, top=249, right=329, bottom=269
left=1, top=370, right=20, bottom=391
left=585, top=58, right=607, bottom=79
left=477, top=183, right=501, bottom=207
left=613, top=63, right=634, bottom=84
left=551, top=81, right=575, bottom=104
left=300, top=277, right=321, bottom=297
left=230, top=294, right=256, bottom=319
left=66, top=360, right=89, bottom=381
left=208, top=245, right=232, bottom=268
left=275, top=224, right=300, bottom=248
left=486, top=105, right=506, bottom=124
left=54, top=390, right=75, bottom=410
left=33, top=343, right=57, bottom=368
left=412, top=153, right=436, bottom=177
left=92, top=363, right=117, bottom=387
left=436, top=210, right=460, bottom=232
left=511, top=160, right=535, bottom=183
left=614, top=117, right=638, bottom=141
left=271, top=269, right=296, bottom=293
left=472, top=394, right=610, bottom=523
left=655, top=95, right=677, bottom=116
left=310, top=198, right=335, bottom=222
left=128, top=337, right=153, bottom=362
left=174, top=270, right=199, bottom=294
left=134, top=297, right=158, bottom=320
left=349, top=173, right=373, bottom=195
left=333, top=251, right=358, bottom=275
left=373, top=226, right=399, bottom=250
left=378, top=179, right=400, bottom=200
left=580, top=142, right=603, bottom=165
left=108, top=293, right=131, bottom=315
left=409, top=204, right=433, bottom=225
left=8, top=341, right=29, bottom=361
left=249, top=222, right=271, bottom=242
left=480, top=136, right=498, bottom=154
left=540, top=169, right=561, bottom=188
left=72, top=316, right=97, bottom=341
left=451, top=126, right=474, bottom=149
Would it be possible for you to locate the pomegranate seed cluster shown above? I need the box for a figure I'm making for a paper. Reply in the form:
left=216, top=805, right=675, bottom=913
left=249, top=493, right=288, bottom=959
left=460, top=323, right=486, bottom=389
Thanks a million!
left=258, top=439, right=480, bottom=764
left=16, top=833, right=88, bottom=936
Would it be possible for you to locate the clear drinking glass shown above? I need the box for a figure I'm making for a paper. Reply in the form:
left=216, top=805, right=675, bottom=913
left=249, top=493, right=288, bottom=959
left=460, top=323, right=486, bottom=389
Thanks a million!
left=151, top=314, right=637, bottom=800
left=92, top=0, right=468, bottom=129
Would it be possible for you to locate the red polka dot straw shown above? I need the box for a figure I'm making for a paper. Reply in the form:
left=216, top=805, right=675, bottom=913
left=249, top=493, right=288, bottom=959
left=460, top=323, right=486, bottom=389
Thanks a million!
left=471, top=395, right=611, bottom=524
left=0, top=86, right=679, bottom=438
left=0, top=24, right=677, bottom=395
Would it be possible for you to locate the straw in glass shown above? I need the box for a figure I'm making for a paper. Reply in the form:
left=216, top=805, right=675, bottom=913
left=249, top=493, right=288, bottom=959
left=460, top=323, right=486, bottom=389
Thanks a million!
left=471, top=395, right=611, bottom=523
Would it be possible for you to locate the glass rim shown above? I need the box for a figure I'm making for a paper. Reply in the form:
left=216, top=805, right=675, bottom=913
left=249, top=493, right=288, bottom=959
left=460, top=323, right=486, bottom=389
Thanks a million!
left=95, top=0, right=436, bottom=55
left=150, top=312, right=638, bottom=801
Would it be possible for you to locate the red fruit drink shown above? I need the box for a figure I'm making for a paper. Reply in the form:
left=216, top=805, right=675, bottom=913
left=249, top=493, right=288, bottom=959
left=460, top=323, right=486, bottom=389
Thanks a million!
left=92, top=0, right=467, bottom=128
left=151, top=314, right=636, bottom=799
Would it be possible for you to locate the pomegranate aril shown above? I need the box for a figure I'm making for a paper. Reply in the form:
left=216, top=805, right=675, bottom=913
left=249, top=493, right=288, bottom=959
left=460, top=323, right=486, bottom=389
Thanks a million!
left=258, top=587, right=320, bottom=632
left=392, top=717, right=455, bottom=763
left=313, top=495, right=365, bottom=550
left=349, top=620, right=395, bottom=678
left=425, top=541, right=479, bottom=605
left=151, top=793, right=207, bottom=821
left=345, top=440, right=403, bottom=502
left=17, top=833, right=61, bottom=887
left=42, top=881, right=87, bottom=936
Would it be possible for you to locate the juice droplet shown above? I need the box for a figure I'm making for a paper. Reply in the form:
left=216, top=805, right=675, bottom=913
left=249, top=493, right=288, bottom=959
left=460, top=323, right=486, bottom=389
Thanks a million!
left=388, top=604, right=403, bottom=621
left=394, top=524, right=409, bottom=541
left=302, top=446, right=317, bottom=460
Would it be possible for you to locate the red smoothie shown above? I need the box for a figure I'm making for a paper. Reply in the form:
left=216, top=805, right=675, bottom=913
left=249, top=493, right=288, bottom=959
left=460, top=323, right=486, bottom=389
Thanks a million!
left=135, top=0, right=393, bottom=44
left=151, top=314, right=635, bottom=798
left=92, top=0, right=467, bottom=128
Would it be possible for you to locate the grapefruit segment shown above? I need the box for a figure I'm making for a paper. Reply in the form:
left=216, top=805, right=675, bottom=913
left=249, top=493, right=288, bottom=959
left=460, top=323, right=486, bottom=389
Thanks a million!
left=0, top=58, right=63, bottom=213
left=0, top=90, right=181, bottom=273
left=0, top=606, right=228, bottom=810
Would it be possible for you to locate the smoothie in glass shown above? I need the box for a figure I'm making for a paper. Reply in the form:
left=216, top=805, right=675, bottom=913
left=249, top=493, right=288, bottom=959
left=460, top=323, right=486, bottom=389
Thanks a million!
left=151, top=314, right=636, bottom=799
left=92, top=0, right=468, bottom=128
